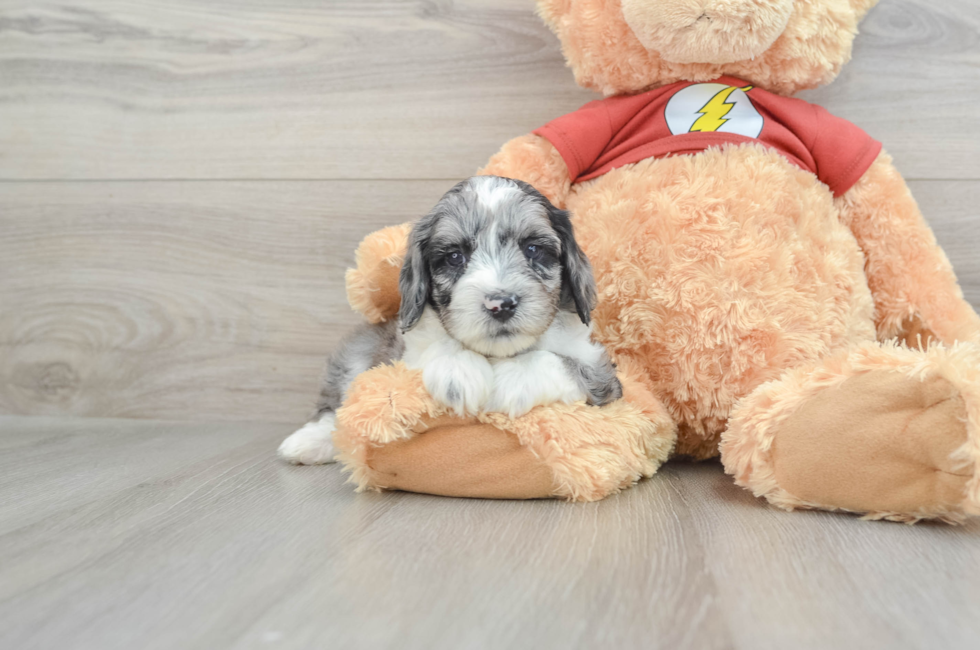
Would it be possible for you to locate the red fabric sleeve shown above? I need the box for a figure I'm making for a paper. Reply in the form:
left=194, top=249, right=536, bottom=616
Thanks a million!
left=533, top=100, right=614, bottom=181
left=808, top=105, right=882, bottom=197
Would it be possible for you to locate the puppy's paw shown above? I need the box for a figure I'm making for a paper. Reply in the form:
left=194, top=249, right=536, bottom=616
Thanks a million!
left=277, top=413, right=338, bottom=465
left=422, top=350, right=494, bottom=416
left=485, top=351, right=586, bottom=419
left=484, top=374, right=536, bottom=419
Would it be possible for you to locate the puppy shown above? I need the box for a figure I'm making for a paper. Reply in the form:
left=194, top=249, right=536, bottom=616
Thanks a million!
left=278, top=176, right=622, bottom=465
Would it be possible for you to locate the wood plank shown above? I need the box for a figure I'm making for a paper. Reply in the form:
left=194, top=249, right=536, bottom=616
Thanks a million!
left=2, top=179, right=978, bottom=423
left=912, top=180, right=980, bottom=308
left=676, top=459, right=980, bottom=650
left=0, top=0, right=977, bottom=181
left=0, top=415, right=978, bottom=650
left=0, top=180, right=449, bottom=423
left=0, top=0, right=591, bottom=181
left=798, top=0, right=980, bottom=179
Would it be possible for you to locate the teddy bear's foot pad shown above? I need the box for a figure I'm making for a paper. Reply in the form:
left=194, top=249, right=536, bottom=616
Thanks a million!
left=770, top=370, right=975, bottom=521
left=365, top=422, right=557, bottom=499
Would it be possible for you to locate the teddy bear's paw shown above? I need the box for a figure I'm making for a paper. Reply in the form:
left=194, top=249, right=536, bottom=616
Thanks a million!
left=484, top=351, right=586, bottom=419
left=422, top=350, right=494, bottom=417
left=771, top=369, right=976, bottom=522
left=277, top=413, right=338, bottom=465
left=725, top=342, right=980, bottom=523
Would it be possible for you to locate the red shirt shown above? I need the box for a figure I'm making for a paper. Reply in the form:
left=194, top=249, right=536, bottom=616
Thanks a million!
left=533, top=76, right=881, bottom=197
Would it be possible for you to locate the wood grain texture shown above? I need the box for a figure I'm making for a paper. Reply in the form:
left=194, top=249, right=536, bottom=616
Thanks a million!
left=0, top=0, right=978, bottom=181
left=912, top=180, right=980, bottom=306
left=3, top=179, right=978, bottom=423
left=0, top=415, right=978, bottom=650
left=0, top=180, right=450, bottom=422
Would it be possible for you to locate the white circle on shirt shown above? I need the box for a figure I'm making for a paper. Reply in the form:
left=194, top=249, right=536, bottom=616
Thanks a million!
left=665, top=83, right=764, bottom=138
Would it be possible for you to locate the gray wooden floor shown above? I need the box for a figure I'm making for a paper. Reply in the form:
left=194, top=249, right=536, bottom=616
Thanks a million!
left=2, top=1, right=980, bottom=647
left=2, top=416, right=979, bottom=650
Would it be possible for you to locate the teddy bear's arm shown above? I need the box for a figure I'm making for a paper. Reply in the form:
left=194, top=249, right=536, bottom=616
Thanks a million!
left=478, top=134, right=573, bottom=208
left=836, top=151, right=980, bottom=346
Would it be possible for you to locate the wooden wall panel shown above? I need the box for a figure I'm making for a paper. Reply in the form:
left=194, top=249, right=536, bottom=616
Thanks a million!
left=0, top=180, right=446, bottom=422
left=0, top=0, right=977, bottom=181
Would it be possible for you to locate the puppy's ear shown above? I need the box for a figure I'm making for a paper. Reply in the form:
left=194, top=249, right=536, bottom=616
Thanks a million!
left=548, top=204, right=597, bottom=325
left=398, top=217, right=434, bottom=332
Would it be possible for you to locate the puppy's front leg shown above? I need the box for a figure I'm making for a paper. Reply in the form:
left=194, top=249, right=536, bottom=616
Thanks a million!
left=485, top=350, right=586, bottom=419
left=278, top=412, right=338, bottom=465
left=417, top=339, right=494, bottom=417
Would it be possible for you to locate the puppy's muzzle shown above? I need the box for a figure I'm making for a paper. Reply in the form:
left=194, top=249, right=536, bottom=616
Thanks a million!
left=483, top=294, right=520, bottom=322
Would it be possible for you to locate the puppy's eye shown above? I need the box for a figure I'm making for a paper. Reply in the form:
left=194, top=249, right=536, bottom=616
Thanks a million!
left=524, top=242, right=550, bottom=262
left=446, top=251, right=467, bottom=267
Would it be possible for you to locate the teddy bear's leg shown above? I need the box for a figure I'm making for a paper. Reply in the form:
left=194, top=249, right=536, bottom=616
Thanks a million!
left=334, top=358, right=677, bottom=502
left=351, top=418, right=558, bottom=499
left=721, top=341, right=980, bottom=523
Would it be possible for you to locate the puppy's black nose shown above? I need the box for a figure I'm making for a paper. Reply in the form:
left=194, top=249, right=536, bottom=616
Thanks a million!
left=484, top=294, right=519, bottom=322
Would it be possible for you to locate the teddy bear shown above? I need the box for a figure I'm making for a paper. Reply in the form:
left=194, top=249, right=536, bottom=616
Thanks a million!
left=329, top=0, right=980, bottom=523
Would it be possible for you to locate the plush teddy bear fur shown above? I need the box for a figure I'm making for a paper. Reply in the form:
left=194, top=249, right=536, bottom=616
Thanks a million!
left=333, top=0, right=980, bottom=522
left=334, top=356, right=676, bottom=502
left=538, top=0, right=879, bottom=96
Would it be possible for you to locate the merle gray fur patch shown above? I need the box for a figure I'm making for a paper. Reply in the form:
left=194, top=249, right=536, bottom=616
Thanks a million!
left=559, top=353, right=623, bottom=407
left=313, top=319, right=403, bottom=417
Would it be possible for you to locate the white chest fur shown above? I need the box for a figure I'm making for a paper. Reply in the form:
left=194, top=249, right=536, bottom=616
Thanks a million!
left=403, top=308, right=602, bottom=418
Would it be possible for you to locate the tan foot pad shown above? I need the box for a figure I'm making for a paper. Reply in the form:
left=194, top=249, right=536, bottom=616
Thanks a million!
left=365, top=419, right=557, bottom=499
left=771, top=370, right=971, bottom=517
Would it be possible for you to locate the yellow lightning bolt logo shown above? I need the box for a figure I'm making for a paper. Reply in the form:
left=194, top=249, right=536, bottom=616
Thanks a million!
left=690, top=85, right=754, bottom=133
